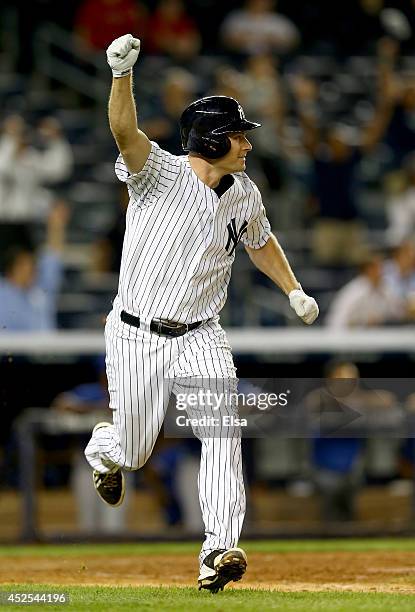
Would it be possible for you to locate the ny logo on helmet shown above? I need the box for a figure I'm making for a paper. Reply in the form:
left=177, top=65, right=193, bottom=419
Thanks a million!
left=226, top=218, right=248, bottom=256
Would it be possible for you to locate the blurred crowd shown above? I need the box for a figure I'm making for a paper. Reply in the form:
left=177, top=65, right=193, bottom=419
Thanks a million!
left=1, top=2, right=415, bottom=328
left=1, top=0, right=415, bottom=535
left=7, top=0, right=415, bottom=62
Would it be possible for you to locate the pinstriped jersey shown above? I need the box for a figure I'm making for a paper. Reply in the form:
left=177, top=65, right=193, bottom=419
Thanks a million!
left=114, top=141, right=271, bottom=323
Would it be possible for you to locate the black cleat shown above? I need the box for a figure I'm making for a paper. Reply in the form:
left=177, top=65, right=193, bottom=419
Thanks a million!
left=93, top=469, right=125, bottom=507
left=198, top=547, right=247, bottom=594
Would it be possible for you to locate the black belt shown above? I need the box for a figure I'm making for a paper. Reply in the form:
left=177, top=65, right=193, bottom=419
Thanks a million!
left=121, top=310, right=203, bottom=337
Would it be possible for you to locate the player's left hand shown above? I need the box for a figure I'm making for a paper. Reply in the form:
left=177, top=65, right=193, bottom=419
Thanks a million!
left=289, top=288, right=319, bottom=325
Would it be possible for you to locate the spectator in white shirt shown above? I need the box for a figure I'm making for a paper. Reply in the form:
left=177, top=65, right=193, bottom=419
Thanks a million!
left=220, top=0, right=299, bottom=56
left=383, top=241, right=415, bottom=322
left=326, top=253, right=405, bottom=328
left=0, top=115, right=73, bottom=223
left=384, top=241, right=415, bottom=295
left=386, top=154, right=415, bottom=245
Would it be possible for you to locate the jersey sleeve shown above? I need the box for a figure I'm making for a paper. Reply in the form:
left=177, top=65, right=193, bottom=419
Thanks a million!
left=114, top=141, right=178, bottom=207
left=240, top=182, right=272, bottom=249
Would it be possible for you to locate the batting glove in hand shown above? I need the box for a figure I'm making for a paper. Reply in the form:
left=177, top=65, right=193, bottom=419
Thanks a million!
left=106, top=34, right=140, bottom=78
left=289, top=288, right=319, bottom=325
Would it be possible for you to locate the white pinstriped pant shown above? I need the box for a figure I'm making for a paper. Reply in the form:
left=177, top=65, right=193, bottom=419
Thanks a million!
left=84, top=309, right=245, bottom=562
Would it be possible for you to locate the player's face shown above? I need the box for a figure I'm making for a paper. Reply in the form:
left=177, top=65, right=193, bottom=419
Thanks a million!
left=224, top=133, right=252, bottom=171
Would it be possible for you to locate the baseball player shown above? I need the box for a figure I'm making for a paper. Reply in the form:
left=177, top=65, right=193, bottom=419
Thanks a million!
left=84, top=34, right=319, bottom=593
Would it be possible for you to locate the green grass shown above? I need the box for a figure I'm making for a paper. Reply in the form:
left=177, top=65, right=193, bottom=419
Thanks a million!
left=1, top=537, right=415, bottom=557
left=0, top=586, right=414, bottom=612
left=1, top=540, right=415, bottom=610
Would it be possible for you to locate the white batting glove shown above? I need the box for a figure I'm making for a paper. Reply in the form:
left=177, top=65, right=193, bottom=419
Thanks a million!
left=289, top=288, right=319, bottom=325
left=106, top=34, right=141, bottom=78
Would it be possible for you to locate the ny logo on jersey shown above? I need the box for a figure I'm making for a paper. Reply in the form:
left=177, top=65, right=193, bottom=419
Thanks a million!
left=225, top=218, right=248, bottom=256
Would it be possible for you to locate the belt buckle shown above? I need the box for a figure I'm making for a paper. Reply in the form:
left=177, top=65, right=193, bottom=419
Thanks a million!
left=160, top=319, right=188, bottom=337
left=151, top=318, right=191, bottom=337
left=176, top=322, right=188, bottom=336
left=151, top=318, right=174, bottom=337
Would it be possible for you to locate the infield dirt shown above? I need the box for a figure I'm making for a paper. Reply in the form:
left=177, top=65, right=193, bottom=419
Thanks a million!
left=2, top=551, right=415, bottom=594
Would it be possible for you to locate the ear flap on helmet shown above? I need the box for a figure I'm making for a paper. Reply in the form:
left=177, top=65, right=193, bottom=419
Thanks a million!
left=187, top=129, right=231, bottom=159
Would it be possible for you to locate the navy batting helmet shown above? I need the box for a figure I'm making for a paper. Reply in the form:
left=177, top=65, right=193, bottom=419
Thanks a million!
left=179, top=96, right=261, bottom=159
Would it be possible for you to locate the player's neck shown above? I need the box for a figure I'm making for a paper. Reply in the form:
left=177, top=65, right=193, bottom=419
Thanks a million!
left=188, top=155, right=228, bottom=189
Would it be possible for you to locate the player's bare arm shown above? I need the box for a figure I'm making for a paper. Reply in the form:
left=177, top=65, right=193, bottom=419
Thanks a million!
left=245, top=234, right=319, bottom=324
left=245, top=233, right=299, bottom=295
left=107, top=34, right=151, bottom=174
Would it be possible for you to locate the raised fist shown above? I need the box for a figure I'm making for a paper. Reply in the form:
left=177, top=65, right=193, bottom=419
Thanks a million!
left=106, top=34, right=141, bottom=78
left=289, top=288, right=319, bottom=325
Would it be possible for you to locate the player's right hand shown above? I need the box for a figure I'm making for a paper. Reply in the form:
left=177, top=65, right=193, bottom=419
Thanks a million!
left=106, top=34, right=141, bottom=78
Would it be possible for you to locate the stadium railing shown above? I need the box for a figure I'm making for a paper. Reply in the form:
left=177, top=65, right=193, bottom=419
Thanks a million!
left=0, top=328, right=414, bottom=356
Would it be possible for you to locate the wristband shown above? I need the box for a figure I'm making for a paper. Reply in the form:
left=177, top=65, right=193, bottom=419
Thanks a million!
left=288, top=284, right=302, bottom=297
left=112, top=68, right=132, bottom=78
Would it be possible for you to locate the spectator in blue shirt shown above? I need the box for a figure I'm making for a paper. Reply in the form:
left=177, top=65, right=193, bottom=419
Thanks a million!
left=305, top=361, right=365, bottom=521
left=0, top=200, right=69, bottom=331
